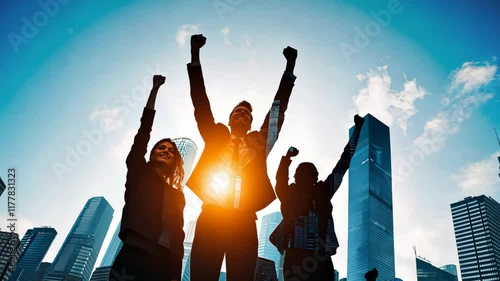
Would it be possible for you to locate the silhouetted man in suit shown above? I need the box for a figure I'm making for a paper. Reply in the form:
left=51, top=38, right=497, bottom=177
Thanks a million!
left=186, top=34, right=297, bottom=281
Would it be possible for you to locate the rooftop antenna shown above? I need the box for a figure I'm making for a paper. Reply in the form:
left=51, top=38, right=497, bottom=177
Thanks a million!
left=413, top=245, right=417, bottom=258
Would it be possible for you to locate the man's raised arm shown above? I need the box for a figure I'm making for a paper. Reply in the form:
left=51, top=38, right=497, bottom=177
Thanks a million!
left=187, top=34, right=216, bottom=139
left=324, top=115, right=365, bottom=198
left=258, top=46, right=298, bottom=148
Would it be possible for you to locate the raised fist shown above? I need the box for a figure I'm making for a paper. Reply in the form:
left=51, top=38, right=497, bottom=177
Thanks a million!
left=354, top=114, right=365, bottom=128
left=191, top=34, right=206, bottom=50
left=286, top=146, right=299, bottom=158
left=283, top=46, right=297, bottom=62
left=153, top=75, right=166, bottom=89
left=364, top=268, right=378, bottom=281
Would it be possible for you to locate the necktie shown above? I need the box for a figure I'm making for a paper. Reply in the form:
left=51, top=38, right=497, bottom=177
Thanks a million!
left=231, top=138, right=241, bottom=172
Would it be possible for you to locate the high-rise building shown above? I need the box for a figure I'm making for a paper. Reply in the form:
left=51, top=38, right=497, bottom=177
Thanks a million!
left=347, top=114, right=395, bottom=281
left=451, top=195, right=500, bottom=280
left=99, top=223, right=122, bottom=267
left=416, top=257, right=458, bottom=281
left=0, top=231, right=21, bottom=281
left=173, top=137, right=198, bottom=186
left=9, top=227, right=57, bottom=281
left=334, top=269, right=339, bottom=281
left=439, top=264, right=457, bottom=277
left=181, top=221, right=196, bottom=281
left=46, top=197, right=113, bottom=281
left=258, top=212, right=283, bottom=280
left=0, top=177, right=6, bottom=198
left=32, top=262, right=51, bottom=281
left=89, top=266, right=111, bottom=281
left=219, top=272, right=226, bottom=281
left=266, top=100, right=280, bottom=156
left=255, top=257, right=278, bottom=281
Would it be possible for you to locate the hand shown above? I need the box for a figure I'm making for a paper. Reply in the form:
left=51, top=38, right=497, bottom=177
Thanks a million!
left=153, top=75, right=166, bottom=89
left=191, top=34, right=206, bottom=50
left=283, top=46, right=297, bottom=62
left=364, top=268, right=378, bottom=281
left=354, top=114, right=365, bottom=128
left=286, top=146, right=299, bottom=158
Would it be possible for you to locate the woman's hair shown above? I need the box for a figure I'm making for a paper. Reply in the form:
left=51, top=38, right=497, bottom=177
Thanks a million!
left=150, top=138, right=185, bottom=191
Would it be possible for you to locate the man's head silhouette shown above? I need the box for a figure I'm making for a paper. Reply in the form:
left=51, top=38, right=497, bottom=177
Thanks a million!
left=228, top=100, right=253, bottom=136
left=294, top=162, right=319, bottom=192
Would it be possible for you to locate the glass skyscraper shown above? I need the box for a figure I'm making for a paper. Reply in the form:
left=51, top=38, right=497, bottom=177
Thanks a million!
left=0, top=176, right=5, bottom=198
left=181, top=221, right=196, bottom=281
left=347, top=114, right=395, bottom=281
left=258, top=212, right=283, bottom=280
left=451, top=195, right=500, bottom=280
left=0, top=231, right=21, bottom=281
left=10, top=227, right=57, bottom=281
left=173, top=137, right=198, bottom=186
left=46, top=197, right=113, bottom=281
left=416, top=257, right=458, bottom=281
left=99, top=222, right=122, bottom=267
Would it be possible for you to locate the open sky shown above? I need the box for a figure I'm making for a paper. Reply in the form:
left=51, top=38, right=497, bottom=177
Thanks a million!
left=1, top=1, right=499, bottom=280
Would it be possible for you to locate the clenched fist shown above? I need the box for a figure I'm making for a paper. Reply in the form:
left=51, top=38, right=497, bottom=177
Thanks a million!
left=283, top=46, right=297, bottom=62
left=191, top=34, right=206, bottom=50
left=153, top=75, right=166, bottom=89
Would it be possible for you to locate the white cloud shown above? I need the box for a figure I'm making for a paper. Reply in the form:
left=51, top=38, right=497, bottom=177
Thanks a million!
left=177, top=24, right=199, bottom=47
left=450, top=151, right=500, bottom=195
left=353, top=65, right=427, bottom=133
left=448, top=61, right=497, bottom=99
left=112, top=129, right=136, bottom=162
left=414, top=61, right=497, bottom=154
left=90, top=106, right=125, bottom=132
left=220, top=27, right=231, bottom=45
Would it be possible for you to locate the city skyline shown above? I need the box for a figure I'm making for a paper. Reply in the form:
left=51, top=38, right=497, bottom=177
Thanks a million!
left=1, top=1, right=499, bottom=280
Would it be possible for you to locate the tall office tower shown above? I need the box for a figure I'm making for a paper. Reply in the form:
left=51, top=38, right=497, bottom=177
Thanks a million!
left=89, top=266, right=111, bottom=281
left=219, top=272, right=227, bottom=281
left=46, top=197, right=113, bottom=281
left=99, top=222, right=122, bottom=267
left=439, top=264, right=458, bottom=277
left=451, top=195, right=500, bottom=280
left=0, top=231, right=21, bottom=281
left=255, top=257, right=278, bottom=281
left=10, top=227, right=57, bottom=281
left=334, top=269, right=339, bottom=281
left=0, top=177, right=5, bottom=197
left=181, top=221, right=196, bottom=281
left=258, top=212, right=283, bottom=280
left=33, top=262, right=51, bottom=281
left=266, top=100, right=280, bottom=156
left=347, top=114, right=395, bottom=281
left=416, top=257, right=458, bottom=281
left=173, top=137, right=198, bottom=186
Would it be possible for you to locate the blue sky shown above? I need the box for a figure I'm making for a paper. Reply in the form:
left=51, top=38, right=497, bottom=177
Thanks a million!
left=1, top=1, right=499, bottom=280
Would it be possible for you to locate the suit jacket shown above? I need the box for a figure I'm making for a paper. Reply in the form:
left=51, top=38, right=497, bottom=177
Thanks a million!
left=119, top=108, right=185, bottom=279
left=186, top=63, right=295, bottom=214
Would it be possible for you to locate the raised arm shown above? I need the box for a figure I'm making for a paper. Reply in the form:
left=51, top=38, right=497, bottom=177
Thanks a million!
left=275, top=147, right=299, bottom=202
left=258, top=47, right=298, bottom=150
left=126, top=75, right=165, bottom=173
left=187, top=34, right=216, bottom=140
left=324, top=115, right=365, bottom=198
